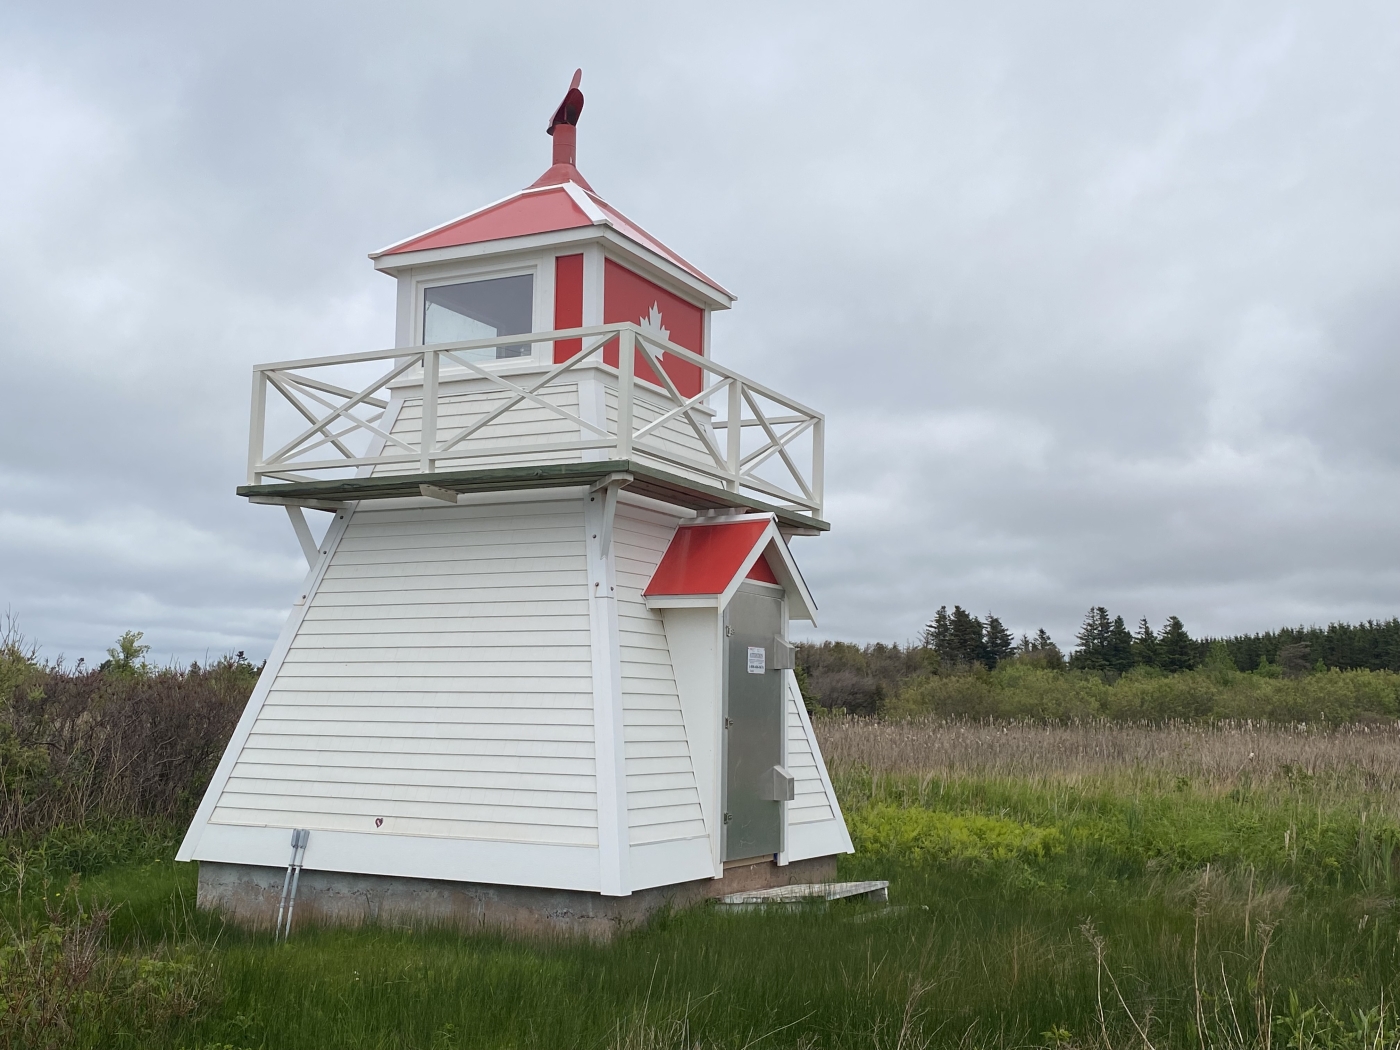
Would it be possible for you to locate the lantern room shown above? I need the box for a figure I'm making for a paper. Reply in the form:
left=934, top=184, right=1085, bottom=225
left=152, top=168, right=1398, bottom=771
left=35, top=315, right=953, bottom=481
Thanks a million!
left=370, top=70, right=731, bottom=403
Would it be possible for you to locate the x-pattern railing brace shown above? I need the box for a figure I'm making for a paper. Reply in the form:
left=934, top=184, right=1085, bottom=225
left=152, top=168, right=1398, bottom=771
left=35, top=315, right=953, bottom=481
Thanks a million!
left=261, top=354, right=424, bottom=468
left=433, top=334, right=617, bottom=458
left=738, top=415, right=818, bottom=474
left=248, top=322, right=824, bottom=516
left=737, top=388, right=815, bottom=502
left=630, top=336, right=729, bottom=471
left=263, top=373, right=412, bottom=464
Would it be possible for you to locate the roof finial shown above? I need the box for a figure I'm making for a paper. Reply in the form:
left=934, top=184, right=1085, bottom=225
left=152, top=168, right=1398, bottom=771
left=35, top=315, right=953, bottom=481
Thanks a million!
left=547, top=69, right=584, bottom=135
left=530, top=70, right=593, bottom=191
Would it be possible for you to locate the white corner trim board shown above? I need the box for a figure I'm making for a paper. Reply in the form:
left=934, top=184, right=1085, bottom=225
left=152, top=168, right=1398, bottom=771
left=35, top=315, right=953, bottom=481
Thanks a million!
left=584, top=486, right=631, bottom=896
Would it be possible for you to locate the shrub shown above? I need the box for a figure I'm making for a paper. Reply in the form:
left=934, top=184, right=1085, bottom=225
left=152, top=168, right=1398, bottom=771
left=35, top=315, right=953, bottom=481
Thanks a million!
left=885, top=664, right=1400, bottom=724
left=847, top=803, right=1064, bottom=864
left=0, top=642, right=255, bottom=839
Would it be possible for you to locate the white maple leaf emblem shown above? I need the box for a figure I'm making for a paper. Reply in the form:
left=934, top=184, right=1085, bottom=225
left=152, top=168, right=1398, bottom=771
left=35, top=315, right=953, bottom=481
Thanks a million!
left=638, top=302, right=670, bottom=342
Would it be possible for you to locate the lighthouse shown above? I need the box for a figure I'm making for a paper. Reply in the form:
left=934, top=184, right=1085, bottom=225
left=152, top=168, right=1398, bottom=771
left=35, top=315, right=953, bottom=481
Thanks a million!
left=178, top=72, right=852, bottom=937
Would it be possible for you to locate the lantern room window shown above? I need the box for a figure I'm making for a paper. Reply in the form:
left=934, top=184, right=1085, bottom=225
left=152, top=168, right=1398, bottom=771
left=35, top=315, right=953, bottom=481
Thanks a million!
left=423, top=274, right=534, bottom=360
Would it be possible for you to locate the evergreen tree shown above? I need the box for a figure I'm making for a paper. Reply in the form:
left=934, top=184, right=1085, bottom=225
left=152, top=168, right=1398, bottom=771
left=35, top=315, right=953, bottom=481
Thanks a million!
left=1071, top=607, right=1113, bottom=670
left=1030, top=628, right=1065, bottom=669
left=1158, top=616, right=1196, bottom=673
left=925, top=606, right=952, bottom=665
left=949, top=606, right=985, bottom=666
left=983, top=614, right=1014, bottom=668
left=1105, top=615, right=1134, bottom=674
left=1132, top=618, right=1159, bottom=668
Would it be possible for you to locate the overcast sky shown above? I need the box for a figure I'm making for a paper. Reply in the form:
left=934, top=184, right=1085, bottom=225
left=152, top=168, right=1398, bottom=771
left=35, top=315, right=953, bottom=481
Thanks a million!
left=1, top=1, right=1397, bottom=664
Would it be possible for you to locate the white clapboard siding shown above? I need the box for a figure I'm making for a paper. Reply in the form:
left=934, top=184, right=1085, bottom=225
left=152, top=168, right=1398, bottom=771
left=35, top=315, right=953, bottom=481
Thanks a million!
left=208, top=496, right=599, bottom=848
left=373, top=381, right=584, bottom=475
left=605, top=387, right=723, bottom=490
left=367, top=369, right=724, bottom=483
left=613, top=503, right=707, bottom=847
left=786, top=681, right=836, bottom=826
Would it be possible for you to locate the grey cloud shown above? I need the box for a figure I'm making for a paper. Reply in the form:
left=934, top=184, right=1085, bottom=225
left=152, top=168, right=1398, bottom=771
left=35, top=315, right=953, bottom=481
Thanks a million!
left=0, top=0, right=1396, bottom=662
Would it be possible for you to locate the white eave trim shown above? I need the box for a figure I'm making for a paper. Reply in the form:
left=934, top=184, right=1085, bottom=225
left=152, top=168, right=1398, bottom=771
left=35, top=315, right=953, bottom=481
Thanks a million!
left=719, top=519, right=818, bottom=624
left=644, top=594, right=722, bottom=610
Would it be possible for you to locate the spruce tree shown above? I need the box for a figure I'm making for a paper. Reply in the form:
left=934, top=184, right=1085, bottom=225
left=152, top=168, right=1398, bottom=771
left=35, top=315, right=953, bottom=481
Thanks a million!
left=1106, top=615, right=1134, bottom=673
left=1031, top=628, right=1065, bottom=669
left=983, top=614, right=1014, bottom=668
left=1132, top=618, right=1159, bottom=667
left=1158, top=616, right=1196, bottom=673
left=1072, top=607, right=1113, bottom=670
left=925, top=607, right=952, bottom=666
left=949, top=606, right=984, bottom=667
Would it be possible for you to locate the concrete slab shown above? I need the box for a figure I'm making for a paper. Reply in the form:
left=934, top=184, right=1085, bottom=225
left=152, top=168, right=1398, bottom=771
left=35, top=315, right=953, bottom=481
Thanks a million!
left=197, top=853, right=838, bottom=942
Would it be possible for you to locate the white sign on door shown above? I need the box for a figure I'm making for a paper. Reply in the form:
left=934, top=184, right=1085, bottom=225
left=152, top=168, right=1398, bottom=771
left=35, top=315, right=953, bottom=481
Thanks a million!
left=747, top=646, right=766, bottom=674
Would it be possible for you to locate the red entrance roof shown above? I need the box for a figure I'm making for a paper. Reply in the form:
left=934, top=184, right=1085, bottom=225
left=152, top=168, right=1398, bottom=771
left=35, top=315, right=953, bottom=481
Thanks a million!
left=642, top=515, right=817, bottom=622
left=644, top=520, right=770, bottom=597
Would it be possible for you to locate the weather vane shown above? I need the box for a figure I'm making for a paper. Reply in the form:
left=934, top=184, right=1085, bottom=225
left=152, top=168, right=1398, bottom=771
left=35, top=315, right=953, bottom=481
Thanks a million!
left=547, top=68, right=584, bottom=134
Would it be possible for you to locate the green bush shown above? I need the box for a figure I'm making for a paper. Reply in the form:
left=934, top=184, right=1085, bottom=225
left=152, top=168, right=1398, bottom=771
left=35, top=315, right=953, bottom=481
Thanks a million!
left=0, top=636, right=255, bottom=839
left=847, top=803, right=1065, bottom=864
left=886, top=663, right=1400, bottom=723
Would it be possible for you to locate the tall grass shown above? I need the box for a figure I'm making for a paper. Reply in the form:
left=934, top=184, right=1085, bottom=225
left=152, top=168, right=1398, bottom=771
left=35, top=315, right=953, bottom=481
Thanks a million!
left=7, top=619, right=1400, bottom=1048
left=3, top=720, right=1399, bottom=1048
left=818, top=716, right=1400, bottom=790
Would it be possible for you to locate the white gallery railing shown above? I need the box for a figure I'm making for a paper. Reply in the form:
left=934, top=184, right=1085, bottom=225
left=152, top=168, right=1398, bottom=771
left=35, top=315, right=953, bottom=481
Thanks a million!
left=247, top=323, right=824, bottom=517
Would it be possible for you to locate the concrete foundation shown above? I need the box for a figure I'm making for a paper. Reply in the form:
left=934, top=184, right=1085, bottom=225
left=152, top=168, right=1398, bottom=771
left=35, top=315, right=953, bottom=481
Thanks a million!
left=197, top=854, right=839, bottom=941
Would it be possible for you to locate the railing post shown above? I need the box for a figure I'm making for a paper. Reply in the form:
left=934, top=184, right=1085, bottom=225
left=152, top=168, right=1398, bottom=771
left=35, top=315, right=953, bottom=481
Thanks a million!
left=248, top=369, right=268, bottom=485
left=616, top=328, right=634, bottom=460
left=420, top=350, right=437, bottom=474
left=811, top=415, right=824, bottom=516
left=726, top=379, right=742, bottom=492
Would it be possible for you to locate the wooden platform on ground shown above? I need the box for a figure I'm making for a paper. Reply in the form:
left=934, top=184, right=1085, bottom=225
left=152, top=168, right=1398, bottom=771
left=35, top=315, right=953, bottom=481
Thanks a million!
left=717, top=880, right=890, bottom=907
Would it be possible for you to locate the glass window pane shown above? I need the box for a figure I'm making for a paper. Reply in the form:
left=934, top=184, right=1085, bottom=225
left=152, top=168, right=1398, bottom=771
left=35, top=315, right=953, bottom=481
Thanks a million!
left=423, top=274, right=534, bottom=359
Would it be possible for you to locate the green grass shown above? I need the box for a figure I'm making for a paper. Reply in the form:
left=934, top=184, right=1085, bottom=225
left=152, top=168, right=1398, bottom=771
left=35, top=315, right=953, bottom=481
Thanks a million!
left=7, top=767, right=1400, bottom=1048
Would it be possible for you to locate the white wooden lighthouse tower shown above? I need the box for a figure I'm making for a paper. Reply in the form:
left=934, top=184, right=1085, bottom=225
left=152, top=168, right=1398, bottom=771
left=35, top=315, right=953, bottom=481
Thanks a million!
left=179, top=72, right=851, bottom=937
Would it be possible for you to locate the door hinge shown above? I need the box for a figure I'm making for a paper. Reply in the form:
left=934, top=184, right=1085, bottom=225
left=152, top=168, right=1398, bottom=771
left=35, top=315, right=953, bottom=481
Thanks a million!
left=722, top=812, right=733, bottom=824
left=724, top=717, right=734, bottom=729
left=725, top=625, right=734, bottom=637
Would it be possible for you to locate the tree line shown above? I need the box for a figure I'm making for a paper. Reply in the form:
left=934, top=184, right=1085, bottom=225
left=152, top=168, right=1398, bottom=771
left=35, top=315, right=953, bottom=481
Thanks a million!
left=923, top=605, right=1400, bottom=676
left=924, top=606, right=1062, bottom=670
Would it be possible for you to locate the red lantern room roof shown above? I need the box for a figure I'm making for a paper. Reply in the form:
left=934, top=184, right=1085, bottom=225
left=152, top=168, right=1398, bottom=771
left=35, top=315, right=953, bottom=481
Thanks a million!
left=370, top=70, right=732, bottom=302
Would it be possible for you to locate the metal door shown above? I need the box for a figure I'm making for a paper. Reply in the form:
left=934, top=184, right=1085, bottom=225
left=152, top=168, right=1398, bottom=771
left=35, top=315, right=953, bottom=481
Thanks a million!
left=723, top=586, right=784, bottom=860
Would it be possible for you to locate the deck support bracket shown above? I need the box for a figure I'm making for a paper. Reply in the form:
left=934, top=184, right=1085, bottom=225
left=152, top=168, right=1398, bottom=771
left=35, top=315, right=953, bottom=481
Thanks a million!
left=589, top=472, right=633, bottom=556
left=284, top=506, right=321, bottom=568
